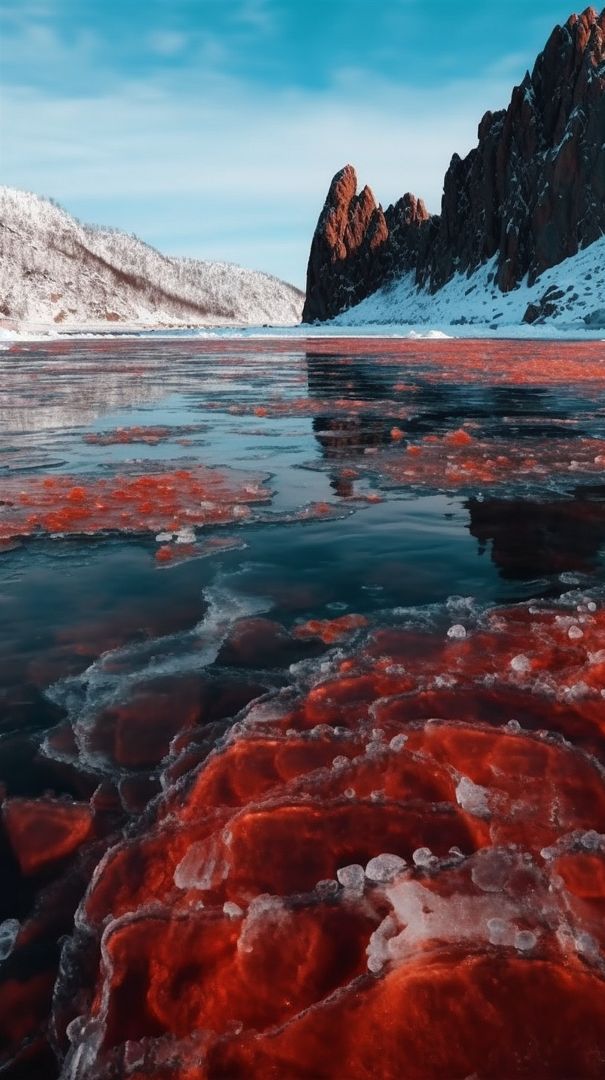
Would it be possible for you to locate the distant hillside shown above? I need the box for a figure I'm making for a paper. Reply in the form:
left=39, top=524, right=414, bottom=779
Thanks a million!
left=0, top=187, right=304, bottom=329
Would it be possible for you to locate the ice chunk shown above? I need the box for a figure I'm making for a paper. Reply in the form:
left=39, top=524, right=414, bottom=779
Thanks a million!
left=510, top=654, right=531, bottom=674
left=223, top=901, right=243, bottom=919
left=580, top=830, right=604, bottom=851
left=515, top=930, right=537, bottom=951
left=331, top=756, right=349, bottom=769
left=0, top=919, right=19, bottom=960
left=447, top=623, right=467, bottom=639
left=175, top=526, right=196, bottom=544
left=315, top=878, right=339, bottom=898
left=389, top=734, right=408, bottom=752
left=471, top=849, right=513, bottom=893
left=412, top=847, right=436, bottom=868
left=365, top=853, right=407, bottom=883
left=337, top=864, right=365, bottom=892
left=487, top=917, right=512, bottom=946
left=568, top=624, right=584, bottom=640
left=455, top=776, right=491, bottom=819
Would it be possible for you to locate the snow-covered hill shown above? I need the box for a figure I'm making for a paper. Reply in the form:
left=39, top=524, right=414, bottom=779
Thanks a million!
left=332, top=235, right=605, bottom=333
left=0, top=187, right=304, bottom=329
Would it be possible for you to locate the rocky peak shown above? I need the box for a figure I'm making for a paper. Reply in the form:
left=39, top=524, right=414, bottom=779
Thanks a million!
left=303, top=167, right=432, bottom=322
left=304, top=8, right=605, bottom=322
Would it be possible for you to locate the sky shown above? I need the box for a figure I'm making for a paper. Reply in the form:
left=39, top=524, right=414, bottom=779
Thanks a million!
left=0, top=1, right=585, bottom=287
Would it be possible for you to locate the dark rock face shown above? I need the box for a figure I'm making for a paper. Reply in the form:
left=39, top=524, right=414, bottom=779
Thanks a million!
left=303, top=7, right=605, bottom=322
left=302, top=166, right=433, bottom=322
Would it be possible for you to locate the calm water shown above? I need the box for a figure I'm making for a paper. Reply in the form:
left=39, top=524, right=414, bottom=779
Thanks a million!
left=2, top=337, right=605, bottom=1078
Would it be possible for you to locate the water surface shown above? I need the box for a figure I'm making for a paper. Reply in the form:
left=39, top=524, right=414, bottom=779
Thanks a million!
left=2, top=337, right=605, bottom=1078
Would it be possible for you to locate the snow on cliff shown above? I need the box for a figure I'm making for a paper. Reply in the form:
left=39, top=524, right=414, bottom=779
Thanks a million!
left=0, top=187, right=304, bottom=329
left=332, top=235, right=605, bottom=333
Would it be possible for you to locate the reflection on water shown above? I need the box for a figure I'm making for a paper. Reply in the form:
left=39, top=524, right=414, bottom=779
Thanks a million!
left=2, top=337, right=605, bottom=1078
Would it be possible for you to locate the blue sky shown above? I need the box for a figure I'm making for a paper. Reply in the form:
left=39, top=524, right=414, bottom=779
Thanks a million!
left=1, top=1, right=583, bottom=286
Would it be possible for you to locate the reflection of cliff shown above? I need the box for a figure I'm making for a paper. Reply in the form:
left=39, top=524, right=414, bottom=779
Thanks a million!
left=467, top=490, right=605, bottom=579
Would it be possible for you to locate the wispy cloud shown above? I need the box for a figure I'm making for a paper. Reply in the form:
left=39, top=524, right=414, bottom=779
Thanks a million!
left=0, top=0, right=574, bottom=284
left=147, top=31, right=188, bottom=57
left=2, top=63, right=518, bottom=285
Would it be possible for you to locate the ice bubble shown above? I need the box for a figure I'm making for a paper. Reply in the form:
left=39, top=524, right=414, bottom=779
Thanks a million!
left=343, top=787, right=356, bottom=799
left=515, top=930, right=537, bottom=952
left=447, top=623, right=467, bottom=640
left=581, top=830, right=604, bottom=851
left=433, top=674, right=457, bottom=688
left=587, top=601, right=597, bottom=612
left=365, top=854, right=407, bottom=883
left=487, top=917, right=510, bottom=946
left=0, top=919, right=19, bottom=960
left=412, top=847, right=436, bottom=868
left=455, top=776, right=491, bottom=819
left=389, top=734, right=408, bottom=752
left=575, top=931, right=599, bottom=959
left=471, top=850, right=512, bottom=893
left=315, top=879, right=340, bottom=898
left=568, top=624, right=584, bottom=640
left=337, top=864, right=365, bottom=891
left=223, top=901, right=243, bottom=919
left=505, top=719, right=522, bottom=733
left=510, top=654, right=531, bottom=674
left=331, top=756, right=349, bottom=769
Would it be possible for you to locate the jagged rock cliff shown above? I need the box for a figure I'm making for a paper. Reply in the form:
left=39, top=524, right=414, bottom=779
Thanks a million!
left=303, top=7, right=605, bottom=323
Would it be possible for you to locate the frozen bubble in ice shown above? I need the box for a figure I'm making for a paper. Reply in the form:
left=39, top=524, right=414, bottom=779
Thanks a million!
left=487, top=917, right=510, bottom=946
left=412, top=847, right=436, bottom=868
left=471, top=850, right=512, bottom=893
left=223, top=901, right=244, bottom=919
left=455, top=776, right=491, bottom=818
left=587, top=601, right=597, bottom=612
left=332, top=756, right=349, bottom=770
left=433, top=674, right=457, bottom=689
left=316, top=878, right=339, bottom=898
left=343, top=787, right=356, bottom=799
left=568, top=624, right=584, bottom=640
left=510, top=654, right=531, bottom=674
left=447, top=624, right=467, bottom=640
left=515, top=930, right=537, bottom=952
left=389, top=734, right=408, bottom=752
left=560, top=572, right=581, bottom=585
left=505, top=719, right=522, bottom=733
left=337, top=864, right=365, bottom=891
left=581, top=830, right=604, bottom=851
left=365, top=854, right=407, bottom=883
left=0, top=919, right=19, bottom=960
left=575, top=931, right=599, bottom=959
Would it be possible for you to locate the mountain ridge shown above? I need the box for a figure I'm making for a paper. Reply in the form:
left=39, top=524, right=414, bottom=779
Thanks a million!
left=303, top=6, right=605, bottom=325
left=0, top=187, right=304, bottom=329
